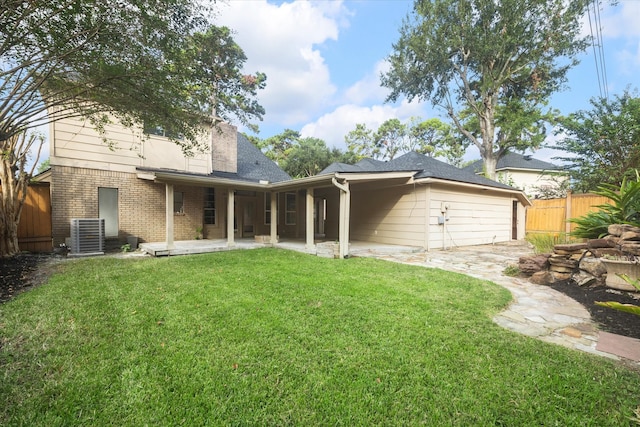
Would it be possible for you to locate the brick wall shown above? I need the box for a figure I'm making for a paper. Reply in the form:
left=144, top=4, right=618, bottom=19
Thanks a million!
left=51, top=166, right=204, bottom=245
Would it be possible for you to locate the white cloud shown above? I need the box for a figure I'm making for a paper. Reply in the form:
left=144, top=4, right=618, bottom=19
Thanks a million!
left=343, top=60, right=390, bottom=104
left=217, top=0, right=349, bottom=125
left=598, top=2, right=640, bottom=39
left=300, top=99, right=428, bottom=150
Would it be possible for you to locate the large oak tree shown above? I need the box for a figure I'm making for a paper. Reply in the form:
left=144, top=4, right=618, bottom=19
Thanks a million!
left=381, top=0, right=589, bottom=180
left=0, top=0, right=265, bottom=256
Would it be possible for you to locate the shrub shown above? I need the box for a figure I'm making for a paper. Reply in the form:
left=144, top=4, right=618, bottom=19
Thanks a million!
left=525, top=233, right=571, bottom=254
left=570, top=171, right=640, bottom=239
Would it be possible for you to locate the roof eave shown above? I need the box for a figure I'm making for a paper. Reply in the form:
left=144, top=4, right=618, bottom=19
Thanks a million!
left=414, top=176, right=532, bottom=206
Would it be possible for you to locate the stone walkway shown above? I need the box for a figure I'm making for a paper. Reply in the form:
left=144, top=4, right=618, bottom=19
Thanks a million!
left=352, top=240, right=640, bottom=366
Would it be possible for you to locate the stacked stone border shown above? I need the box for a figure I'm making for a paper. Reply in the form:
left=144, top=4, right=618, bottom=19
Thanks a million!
left=519, top=224, right=640, bottom=290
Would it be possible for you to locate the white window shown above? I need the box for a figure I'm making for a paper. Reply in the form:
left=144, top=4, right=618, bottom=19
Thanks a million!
left=265, top=193, right=271, bottom=225
left=204, top=188, right=215, bottom=225
left=174, top=192, right=184, bottom=214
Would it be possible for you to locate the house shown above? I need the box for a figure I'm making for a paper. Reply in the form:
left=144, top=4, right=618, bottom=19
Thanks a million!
left=463, top=153, right=567, bottom=198
left=40, top=115, right=530, bottom=258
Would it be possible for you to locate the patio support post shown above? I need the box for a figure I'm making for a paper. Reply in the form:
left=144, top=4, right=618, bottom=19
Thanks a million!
left=332, top=177, right=350, bottom=259
left=270, top=191, right=278, bottom=244
left=305, top=188, right=315, bottom=250
left=165, top=183, right=175, bottom=250
left=227, top=189, right=236, bottom=247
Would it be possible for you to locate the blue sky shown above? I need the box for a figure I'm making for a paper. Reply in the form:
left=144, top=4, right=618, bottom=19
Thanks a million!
left=217, top=0, right=640, bottom=163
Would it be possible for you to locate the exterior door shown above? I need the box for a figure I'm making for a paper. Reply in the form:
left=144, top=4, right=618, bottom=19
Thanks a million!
left=98, top=187, right=118, bottom=238
left=234, top=196, right=256, bottom=238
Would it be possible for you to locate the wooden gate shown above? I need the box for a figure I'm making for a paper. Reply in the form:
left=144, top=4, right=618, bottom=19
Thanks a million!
left=17, top=183, right=53, bottom=252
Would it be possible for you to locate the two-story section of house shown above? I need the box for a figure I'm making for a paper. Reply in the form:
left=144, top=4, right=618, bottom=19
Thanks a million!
left=43, top=114, right=291, bottom=249
left=464, top=153, right=568, bottom=198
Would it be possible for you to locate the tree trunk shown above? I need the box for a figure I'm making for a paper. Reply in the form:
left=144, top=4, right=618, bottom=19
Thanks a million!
left=0, top=167, right=23, bottom=257
left=0, top=132, right=42, bottom=257
left=482, top=154, right=498, bottom=181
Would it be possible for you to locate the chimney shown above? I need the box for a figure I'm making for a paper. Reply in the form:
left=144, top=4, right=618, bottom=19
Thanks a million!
left=211, top=122, right=237, bottom=174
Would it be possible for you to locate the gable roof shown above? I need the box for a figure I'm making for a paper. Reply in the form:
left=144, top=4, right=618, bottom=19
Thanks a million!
left=319, top=151, right=517, bottom=191
left=463, top=152, right=562, bottom=174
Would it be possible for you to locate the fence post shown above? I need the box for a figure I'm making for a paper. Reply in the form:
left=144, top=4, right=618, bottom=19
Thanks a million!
left=565, top=190, right=572, bottom=236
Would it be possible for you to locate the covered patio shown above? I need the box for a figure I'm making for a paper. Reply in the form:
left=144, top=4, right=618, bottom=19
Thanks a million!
left=138, top=169, right=417, bottom=259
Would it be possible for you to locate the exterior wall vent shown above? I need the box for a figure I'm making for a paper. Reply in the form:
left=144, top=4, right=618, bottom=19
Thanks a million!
left=70, top=218, right=105, bottom=255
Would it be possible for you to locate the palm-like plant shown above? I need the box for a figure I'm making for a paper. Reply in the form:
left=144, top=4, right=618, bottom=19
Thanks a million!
left=596, top=274, right=640, bottom=317
left=570, top=171, right=640, bottom=239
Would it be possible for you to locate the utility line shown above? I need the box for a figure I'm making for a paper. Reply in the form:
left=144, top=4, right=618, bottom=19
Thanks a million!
left=587, top=0, right=609, bottom=100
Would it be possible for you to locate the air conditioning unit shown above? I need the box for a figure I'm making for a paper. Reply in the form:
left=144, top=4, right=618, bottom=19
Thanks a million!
left=70, top=219, right=105, bottom=255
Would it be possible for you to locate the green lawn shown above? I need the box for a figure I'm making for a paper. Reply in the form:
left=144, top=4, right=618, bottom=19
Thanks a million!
left=1, top=248, right=639, bottom=425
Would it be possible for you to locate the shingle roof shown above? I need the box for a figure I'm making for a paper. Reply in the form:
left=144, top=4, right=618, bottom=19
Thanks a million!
left=138, top=132, right=291, bottom=183
left=463, top=152, right=562, bottom=174
left=234, top=133, right=291, bottom=183
left=320, top=151, right=516, bottom=190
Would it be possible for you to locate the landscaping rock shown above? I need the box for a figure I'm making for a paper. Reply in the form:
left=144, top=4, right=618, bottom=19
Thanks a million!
left=579, top=257, right=606, bottom=277
left=552, top=272, right=572, bottom=281
left=572, top=270, right=598, bottom=287
left=588, top=238, right=617, bottom=249
left=548, top=255, right=578, bottom=269
left=530, top=270, right=555, bottom=285
left=621, top=231, right=640, bottom=241
left=553, top=243, right=588, bottom=252
left=620, top=243, right=640, bottom=256
left=608, top=224, right=640, bottom=237
left=518, top=254, right=550, bottom=276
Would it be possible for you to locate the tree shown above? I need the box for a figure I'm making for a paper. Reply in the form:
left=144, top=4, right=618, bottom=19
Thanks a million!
left=554, top=91, right=640, bottom=192
left=406, top=117, right=467, bottom=166
left=250, top=130, right=353, bottom=178
left=36, top=158, right=50, bottom=174
left=282, top=138, right=337, bottom=178
left=0, top=132, right=44, bottom=256
left=345, top=117, right=466, bottom=165
left=258, top=129, right=301, bottom=165
left=381, top=0, right=589, bottom=180
left=0, top=0, right=266, bottom=256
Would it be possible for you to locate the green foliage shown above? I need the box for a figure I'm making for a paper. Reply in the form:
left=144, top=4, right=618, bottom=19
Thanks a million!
left=554, top=90, right=640, bottom=192
left=344, top=117, right=466, bottom=164
left=596, top=274, right=640, bottom=317
left=502, top=264, right=521, bottom=277
left=1, top=0, right=265, bottom=149
left=1, top=249, right=639, bottom=425
left=249, top=130, right=354, bottom=178
left=120, top=243, right=131, bottom=253
left=570, top=172, right=640, bottom=239
left=382, top=0, right=589, bottom=179
left=525, top=233, right=572, bottom=254
left=36, top=158, right=50, bottom=174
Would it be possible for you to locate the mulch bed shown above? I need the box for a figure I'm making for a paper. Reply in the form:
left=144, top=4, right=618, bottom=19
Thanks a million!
left=2, top=254, right=640, bottom=340
left=0, top=254, right=57, bottom=304
left=549, top=280, right=640, bottom=340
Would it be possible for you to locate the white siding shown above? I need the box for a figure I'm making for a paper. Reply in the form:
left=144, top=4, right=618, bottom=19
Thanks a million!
left=499, top=169, right=567, bottom=197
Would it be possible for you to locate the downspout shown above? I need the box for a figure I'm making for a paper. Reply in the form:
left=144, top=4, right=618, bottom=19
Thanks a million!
left=332, top=177, right=350, bottom=259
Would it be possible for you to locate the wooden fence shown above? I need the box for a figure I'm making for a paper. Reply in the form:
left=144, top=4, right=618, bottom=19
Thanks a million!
left=16, top=183, right=53, bottom=252
left=525, top=192, right=611, bottom=236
